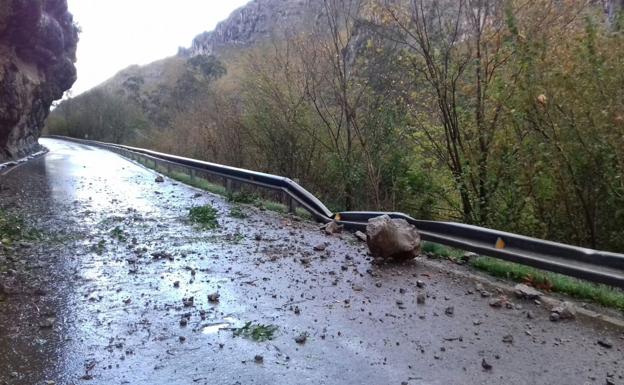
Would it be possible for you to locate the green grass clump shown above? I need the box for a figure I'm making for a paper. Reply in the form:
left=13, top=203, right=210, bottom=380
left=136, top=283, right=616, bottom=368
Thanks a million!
left=110, top=226, right=127, bottom=241
left=229, top=205, right=248, bottom=219
left=227, top=191, right=260, bottom=204
left=168, top=171, right=227, bottom=196
left=189, top=205, right=219, bottom=229
left=295, top=207, right=313, bottom=220
left=471, top=256, right=624, bottom=312
left=91, top=239, right=106, bottom=255
left=0, top=209, right=39, bottom=245
left=233, top=322, right=278, bottom=342
left=259, top=200, right=287, bottom=214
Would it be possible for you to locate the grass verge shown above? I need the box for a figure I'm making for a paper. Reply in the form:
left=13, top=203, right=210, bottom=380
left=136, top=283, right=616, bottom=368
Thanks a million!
left=424, top=241, right=624, bottom=313
left=472, top=256, right=624, bottom=312
left=135, top=157, right=311, bottom=220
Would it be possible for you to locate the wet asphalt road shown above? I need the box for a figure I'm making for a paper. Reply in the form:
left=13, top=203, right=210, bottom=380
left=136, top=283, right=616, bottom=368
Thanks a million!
left=0, top=138, right=623, bottom=385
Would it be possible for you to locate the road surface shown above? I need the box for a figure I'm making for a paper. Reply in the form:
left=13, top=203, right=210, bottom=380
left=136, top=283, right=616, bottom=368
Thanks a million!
left=0, top=138, right=622, bottom=385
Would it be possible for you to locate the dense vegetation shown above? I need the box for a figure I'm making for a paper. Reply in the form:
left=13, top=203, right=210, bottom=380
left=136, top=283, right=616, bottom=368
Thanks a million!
left=47, top=0, right=624, bottom=252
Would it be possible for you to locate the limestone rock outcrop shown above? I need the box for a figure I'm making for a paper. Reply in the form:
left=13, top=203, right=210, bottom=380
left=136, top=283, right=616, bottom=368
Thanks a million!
left=190, top=0, right=319, bottom=56
left=0, top=0, right=78, bottom=161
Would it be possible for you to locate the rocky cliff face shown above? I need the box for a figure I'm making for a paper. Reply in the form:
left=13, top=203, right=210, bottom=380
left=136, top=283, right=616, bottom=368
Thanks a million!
left=0, top=0, right=78, bottom=161
left=190, top=0, right=318, bottom=56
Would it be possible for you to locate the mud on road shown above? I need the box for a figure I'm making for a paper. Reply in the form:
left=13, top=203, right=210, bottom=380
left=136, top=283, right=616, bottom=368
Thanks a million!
left=0, top=139, right=623, bottom=385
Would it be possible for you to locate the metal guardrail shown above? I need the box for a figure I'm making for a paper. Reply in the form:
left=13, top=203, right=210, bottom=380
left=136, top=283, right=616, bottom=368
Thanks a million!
left=47, top=136, right=624, bottom=289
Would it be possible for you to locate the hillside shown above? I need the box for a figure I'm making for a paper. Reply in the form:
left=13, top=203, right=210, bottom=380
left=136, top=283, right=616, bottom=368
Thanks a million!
left=47, top=0, right=322, bottom=140
left=47, top=0, right=624, bottom=253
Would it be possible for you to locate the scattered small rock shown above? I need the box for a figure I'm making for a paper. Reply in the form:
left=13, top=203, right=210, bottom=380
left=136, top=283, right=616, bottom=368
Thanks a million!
left=416, top=280, right=425, bottom=288
left=551, top=301, right=576, bottom=320
left=182, top=297, right=194, bottom=307
left=354, top=231, right=367, bottom=242
left=416, top=293, right=426, bottom=305
left=254, top=355, right=264, bottom=363
left=313, top=243, right=327, bottom=252
left=295, top=333, right=307, bottom=344
left=39, top=317, right=55, bottom=329
left=207, top=292, right=220, bottom=303
left=597, top=339, right=613, bottom=349
left=323, top=221, right=343, bottom=235
left=502, top=334, right=514, bottom=344
left=444, top=306, right=454, bottom=316
left=155, top=175, right=164, bottom=183
left=458, top=252, right=477, bottom=264
left=549, top=312, right=560, bottom=322
left=489, top=297, right=505, bottom=308
left=514, top=284, right=542, bottom=300
left=152, top=251, right=173, bottom=261
left=481, top=358, right=493, bottom=371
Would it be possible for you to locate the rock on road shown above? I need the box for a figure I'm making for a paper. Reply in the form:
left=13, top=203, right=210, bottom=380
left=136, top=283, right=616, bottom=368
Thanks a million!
left=0, top=138, right=622, bottom=385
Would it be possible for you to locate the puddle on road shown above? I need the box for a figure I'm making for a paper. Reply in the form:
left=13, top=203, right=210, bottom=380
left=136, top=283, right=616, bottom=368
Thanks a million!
left=201, top=317, right=238, bottom=334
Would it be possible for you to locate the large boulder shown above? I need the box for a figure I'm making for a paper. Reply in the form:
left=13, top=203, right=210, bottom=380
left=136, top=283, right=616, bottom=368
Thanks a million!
left=366, top=215, right=421, bottom=261
left=0, top=0, right=78, bottom=161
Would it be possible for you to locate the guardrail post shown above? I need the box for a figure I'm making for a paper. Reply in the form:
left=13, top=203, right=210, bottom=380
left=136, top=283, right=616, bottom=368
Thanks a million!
left=226, top=178, right=232, bottom=192
left=287, top=194, right=295, bottom=214
left=189, top=168, right=195, bottom=181
left=166, top=163, right=171, bottom=175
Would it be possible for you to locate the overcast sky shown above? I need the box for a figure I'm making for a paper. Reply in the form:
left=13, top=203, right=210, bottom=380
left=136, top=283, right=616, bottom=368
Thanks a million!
left=67, top=0, right=250, bottom=95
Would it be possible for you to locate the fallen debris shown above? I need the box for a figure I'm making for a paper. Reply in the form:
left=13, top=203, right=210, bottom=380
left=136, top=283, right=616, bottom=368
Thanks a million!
left=551, top=301, right=576, bottom=321
left=597, top=339, right=613, bottom=349
left=514, top=284, right=542, bottom=300
left=322, top=220, right=343, bottom=235
left=294, top=332, right=308, bottom=344
left=354, top=231, right=367, bottom=242
left=366, top=215, right=421, bottom=261
left=502, top=334, right=514, bottom=344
